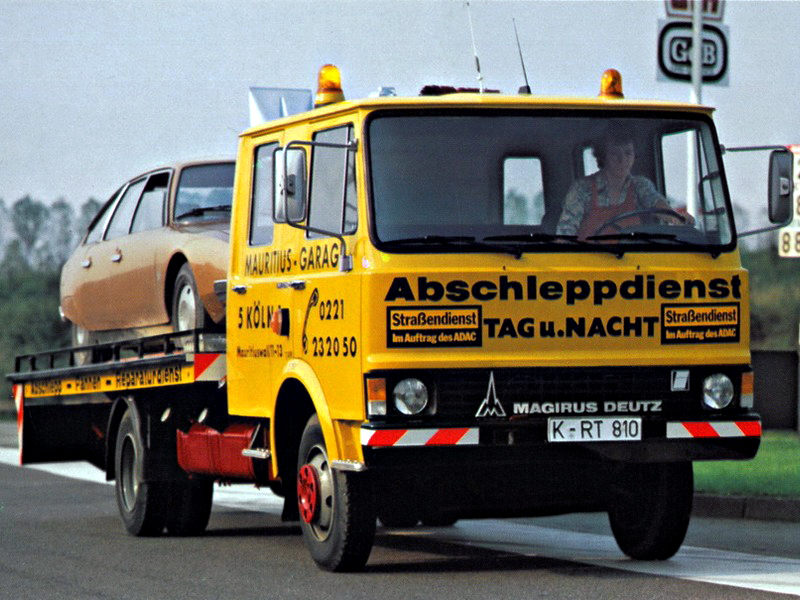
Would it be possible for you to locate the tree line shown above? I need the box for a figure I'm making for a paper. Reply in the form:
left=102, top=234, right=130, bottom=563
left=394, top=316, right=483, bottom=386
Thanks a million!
left=0, top=196, right=101, bottom=404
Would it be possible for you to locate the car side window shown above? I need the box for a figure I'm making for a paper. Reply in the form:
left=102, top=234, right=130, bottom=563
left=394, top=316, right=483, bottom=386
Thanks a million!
left=131, top=172, right=169, bottom=233
left=85, top=188, right=122, bottom=245
left=250, top=142, right=279, bottom=246
left=308, top=125, right=357, bottom=239
left=105, top=178, right=146, bottom=240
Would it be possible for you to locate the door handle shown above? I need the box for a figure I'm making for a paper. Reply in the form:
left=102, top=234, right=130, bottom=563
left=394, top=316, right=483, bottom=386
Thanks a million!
left=277, top=280, right=306, bottom=290
left=232, top=285, right=248, bottom=295
left=81, top=258, right=92, bottom=268
left=111, top=251, right=122, bottom=263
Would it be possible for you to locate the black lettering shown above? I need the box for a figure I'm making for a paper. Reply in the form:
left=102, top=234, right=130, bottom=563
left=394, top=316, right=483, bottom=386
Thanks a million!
left=708, top=277, right=729, bottom=298
left=498, top=318, right=518, bottom=338
left=620, top=275, right=643, bottom=300
left=419, top=277, right=444, bottom=301
left=484, top=317, right=500, bottom=337
left=684, top=279, right=706, bottom=299
left=445, top=280, right=470, bottom=302
left=540, top=281, right=563, bottom=301
left=518, top=317, right=535, bottom=338
left=658, top=279, right=681, bottom=299
left=499, top=276, right=523, bottom=301
left=472, top=280, right=497, bottom=301
left=594, top=280, right=617, bottom=305
left=565, top=317, right=585, bottom=337
left=385, top=277, right=415, bottom=301
left=565, top=280, right=590, bottom=305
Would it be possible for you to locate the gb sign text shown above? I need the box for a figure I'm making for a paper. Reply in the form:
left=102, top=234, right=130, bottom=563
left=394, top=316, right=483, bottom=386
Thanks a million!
left=657, top=21, right=729, bottom=85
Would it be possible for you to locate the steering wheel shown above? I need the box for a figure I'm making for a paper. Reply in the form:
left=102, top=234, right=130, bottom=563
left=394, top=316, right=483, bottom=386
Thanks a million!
left=593, top=208, right=688, bottom=236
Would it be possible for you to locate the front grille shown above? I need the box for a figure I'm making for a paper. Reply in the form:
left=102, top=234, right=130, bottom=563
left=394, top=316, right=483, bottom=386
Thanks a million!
left=369, top=365, right=744, bottom=423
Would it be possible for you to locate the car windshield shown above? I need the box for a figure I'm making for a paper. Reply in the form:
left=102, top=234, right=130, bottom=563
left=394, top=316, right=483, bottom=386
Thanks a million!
left=174, top=163, right=235, bottom=221
left=367, top=110, right=733, bottom=256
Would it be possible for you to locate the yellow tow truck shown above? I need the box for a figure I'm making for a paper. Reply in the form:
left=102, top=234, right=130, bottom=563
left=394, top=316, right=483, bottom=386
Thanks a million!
left=10, top=65, right=793, bottom=571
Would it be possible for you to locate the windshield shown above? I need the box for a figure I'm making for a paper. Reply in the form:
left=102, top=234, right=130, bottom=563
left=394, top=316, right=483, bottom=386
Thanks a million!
left=367, top=110, right=733, bottom=255
left=174, top=162, right=235, bottom=221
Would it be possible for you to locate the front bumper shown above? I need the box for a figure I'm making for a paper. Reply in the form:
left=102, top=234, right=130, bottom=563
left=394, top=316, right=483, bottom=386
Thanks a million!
left=360, top=416, right=761, bottom=467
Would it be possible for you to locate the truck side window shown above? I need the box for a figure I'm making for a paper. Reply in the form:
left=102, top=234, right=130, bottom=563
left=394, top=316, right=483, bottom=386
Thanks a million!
left=308, top=125, right=357, bottom=239
left=503, top=157, right=545, bottom=225
left=131, top=172, right=169, bottom=233
left=250, top=141, right=279, bottom=246
left=104, top=178, right=146, bottom=240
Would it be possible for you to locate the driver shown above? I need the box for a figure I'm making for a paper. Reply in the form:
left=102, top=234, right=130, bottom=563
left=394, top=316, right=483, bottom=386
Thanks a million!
left=557, top=125, right=686, bottom=238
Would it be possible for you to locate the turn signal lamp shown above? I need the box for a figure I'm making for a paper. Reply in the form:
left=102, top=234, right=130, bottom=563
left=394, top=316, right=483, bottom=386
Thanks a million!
left=367, top=378, right=387, bottom=417
left=599, top=68, right=624, bottom=99
left=315, top=64, right=345, bottom=107
left=740, top=372, right=754, bottom=409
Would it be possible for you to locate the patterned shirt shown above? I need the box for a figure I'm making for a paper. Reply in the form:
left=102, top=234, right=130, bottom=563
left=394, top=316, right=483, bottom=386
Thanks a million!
left=556, top=173, right=668, bottom=236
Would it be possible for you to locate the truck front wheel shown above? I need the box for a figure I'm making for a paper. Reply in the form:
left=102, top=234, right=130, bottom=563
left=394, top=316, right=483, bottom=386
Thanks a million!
left=297, top=415, right=375, bottom=571
left=607, top=461, right=693, bottom=560
left=114, top=408, right=167, bottom=536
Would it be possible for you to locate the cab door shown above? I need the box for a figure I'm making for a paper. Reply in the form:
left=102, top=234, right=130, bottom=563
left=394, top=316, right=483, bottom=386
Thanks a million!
left=288, top=124, right=362, bottom=421
left=227, top=137, right=294, bottom=417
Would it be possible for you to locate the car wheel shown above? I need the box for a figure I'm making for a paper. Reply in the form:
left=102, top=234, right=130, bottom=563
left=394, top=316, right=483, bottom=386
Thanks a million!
left=171, top=263, right=209, bottom=333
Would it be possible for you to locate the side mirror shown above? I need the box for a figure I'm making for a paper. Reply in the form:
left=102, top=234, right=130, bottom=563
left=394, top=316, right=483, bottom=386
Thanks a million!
left=274, top=147, right=307, bottom=223
left=768, top=149, right=793, bottom=224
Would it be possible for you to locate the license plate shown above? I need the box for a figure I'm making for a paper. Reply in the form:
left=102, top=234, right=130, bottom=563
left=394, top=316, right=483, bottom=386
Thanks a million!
left=547, top=417, right=641, bottom=442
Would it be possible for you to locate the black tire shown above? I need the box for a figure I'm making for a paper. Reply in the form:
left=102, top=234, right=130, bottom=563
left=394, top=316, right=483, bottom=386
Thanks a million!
left=297, top=415, right=375, bottom=572
left=165, top=477, right=214, bottom=536
left=114, top=408, right=167, bottom=536
left=607, top=462, right=693, bottom=560
left=171, top=263, right=209, bottom=333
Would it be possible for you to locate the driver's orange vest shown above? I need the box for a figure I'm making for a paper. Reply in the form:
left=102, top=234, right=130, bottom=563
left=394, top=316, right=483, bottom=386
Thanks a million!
left=577, top=174, right=639, bottom=238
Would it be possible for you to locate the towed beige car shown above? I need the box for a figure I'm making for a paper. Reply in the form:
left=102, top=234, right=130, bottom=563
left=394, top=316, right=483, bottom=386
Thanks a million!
left=60, top=159, right=235, bottom=346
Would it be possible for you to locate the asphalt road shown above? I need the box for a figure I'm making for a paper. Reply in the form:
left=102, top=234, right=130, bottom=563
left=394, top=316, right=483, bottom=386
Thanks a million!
left=1, top=424, right=799, bottom=599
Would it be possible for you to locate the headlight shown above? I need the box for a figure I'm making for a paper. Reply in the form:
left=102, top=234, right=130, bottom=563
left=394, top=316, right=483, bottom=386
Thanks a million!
left=393, top=378, right=428, bottom=415
left=702, top=373, right=734, bottom=409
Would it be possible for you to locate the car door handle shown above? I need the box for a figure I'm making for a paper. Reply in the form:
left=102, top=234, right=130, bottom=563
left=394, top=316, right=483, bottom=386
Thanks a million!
left=277, top=280, right=306, bottom=290
left=81, top=258, right=92, bottom=268
left=232, top=285, right=248, bottom=295
left=111, top=252, right=122, bottom=263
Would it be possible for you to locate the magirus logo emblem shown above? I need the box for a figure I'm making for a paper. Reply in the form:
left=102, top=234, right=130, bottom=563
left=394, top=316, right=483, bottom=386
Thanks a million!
left=476, top=372, right=506, bottom=418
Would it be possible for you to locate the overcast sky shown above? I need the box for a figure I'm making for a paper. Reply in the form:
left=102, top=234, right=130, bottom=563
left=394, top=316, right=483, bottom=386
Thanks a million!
left=1, top=0, right=798, bottom=224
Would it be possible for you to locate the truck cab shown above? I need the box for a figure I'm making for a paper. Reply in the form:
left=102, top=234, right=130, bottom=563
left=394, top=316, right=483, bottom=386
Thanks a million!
left=222, top=67, right=781, bottom=568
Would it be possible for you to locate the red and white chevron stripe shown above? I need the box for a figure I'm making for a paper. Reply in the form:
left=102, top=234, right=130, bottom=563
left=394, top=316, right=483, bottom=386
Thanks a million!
left=666, top=421, right=761, bottom=439
left=194, top=353, right=226, bottom=383
left=361, top=427, right=479, bottom=447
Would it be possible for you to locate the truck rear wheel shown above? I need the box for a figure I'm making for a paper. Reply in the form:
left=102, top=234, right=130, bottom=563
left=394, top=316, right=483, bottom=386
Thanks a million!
left=114, top=408, right=167, bottom=536
left=165, top=477, right=213, bottom=536
left=297, top=415, right=375, bottom=572
left=607, top=462, right=693, bottom=560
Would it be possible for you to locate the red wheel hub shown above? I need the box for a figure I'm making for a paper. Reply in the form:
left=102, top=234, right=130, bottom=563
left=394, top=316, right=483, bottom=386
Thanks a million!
left=297, top=464, right=321, bottom=524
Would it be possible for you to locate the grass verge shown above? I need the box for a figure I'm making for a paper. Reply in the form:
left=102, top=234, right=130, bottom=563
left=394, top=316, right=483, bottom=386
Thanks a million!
left=694, top=430, right=800, bottom=498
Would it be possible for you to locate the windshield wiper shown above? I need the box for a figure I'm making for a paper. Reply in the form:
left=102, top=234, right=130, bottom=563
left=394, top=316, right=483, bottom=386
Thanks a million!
left=175, top=204, right=232, bottom=220
left=483, top=232, right=625, bottom=257
left=385, top=235, right=523, bottom=259
left=586, top=231, right=718, bottom=256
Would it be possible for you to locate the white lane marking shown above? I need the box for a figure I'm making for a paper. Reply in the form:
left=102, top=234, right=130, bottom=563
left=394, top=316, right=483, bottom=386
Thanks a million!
left=4, top=449, right=800, bottom=596
left=0, top=448, right=283, bottom=511
left=424, top=519, right=800, bottom=597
